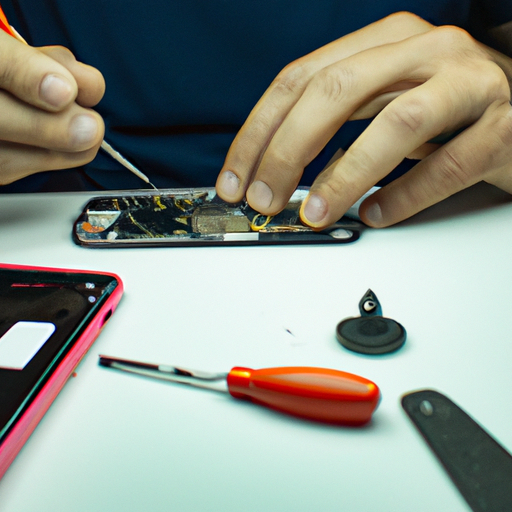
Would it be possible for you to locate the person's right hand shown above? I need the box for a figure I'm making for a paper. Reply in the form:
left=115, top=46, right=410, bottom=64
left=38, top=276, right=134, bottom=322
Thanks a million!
left=0, top=30, right=105, bottom=185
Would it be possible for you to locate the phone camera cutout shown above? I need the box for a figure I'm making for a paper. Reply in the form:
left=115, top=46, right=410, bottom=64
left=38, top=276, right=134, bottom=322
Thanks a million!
left=85, top=282, right=96, bottom=290
left=88, top=296, right=97, bottom=304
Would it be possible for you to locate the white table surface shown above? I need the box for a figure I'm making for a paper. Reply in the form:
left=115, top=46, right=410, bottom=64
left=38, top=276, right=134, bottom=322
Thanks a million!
left=0, top=183, right=511, bottom=512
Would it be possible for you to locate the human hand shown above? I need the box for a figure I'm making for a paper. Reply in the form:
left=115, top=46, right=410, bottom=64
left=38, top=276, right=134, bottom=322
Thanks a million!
left=0, top=30, right=105, bottom=185
left=216, top=12, right=512, bottom=227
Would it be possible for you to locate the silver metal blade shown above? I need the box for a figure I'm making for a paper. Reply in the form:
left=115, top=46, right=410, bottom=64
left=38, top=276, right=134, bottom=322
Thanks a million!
left=99, top=355, right=229, bottom=393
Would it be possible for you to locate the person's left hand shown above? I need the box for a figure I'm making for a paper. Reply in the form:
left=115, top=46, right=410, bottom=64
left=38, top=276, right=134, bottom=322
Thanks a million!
left=215, top=12, right=512, bottom=228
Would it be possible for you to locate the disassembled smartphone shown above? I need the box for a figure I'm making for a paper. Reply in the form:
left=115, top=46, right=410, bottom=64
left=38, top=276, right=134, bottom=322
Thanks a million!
left=0, top=263, right=123, bottom=480
left=73, top=188, right=363, bottom=248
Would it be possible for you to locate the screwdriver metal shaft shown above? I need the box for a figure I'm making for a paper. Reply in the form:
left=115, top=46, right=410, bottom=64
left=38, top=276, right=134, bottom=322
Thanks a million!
left=99, top=355, right=381, bottom=425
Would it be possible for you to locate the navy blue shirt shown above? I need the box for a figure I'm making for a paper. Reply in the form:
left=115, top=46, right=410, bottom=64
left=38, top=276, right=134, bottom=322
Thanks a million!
left=2, top=0, right=511, bottom=192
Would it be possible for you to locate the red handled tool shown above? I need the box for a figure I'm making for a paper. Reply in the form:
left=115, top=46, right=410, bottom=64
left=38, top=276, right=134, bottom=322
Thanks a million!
left=99, top=355, right=380, bottom=425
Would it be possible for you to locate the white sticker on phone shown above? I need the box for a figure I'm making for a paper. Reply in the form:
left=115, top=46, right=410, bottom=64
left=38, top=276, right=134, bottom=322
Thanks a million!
left=0, top=321, right=56, bottom=370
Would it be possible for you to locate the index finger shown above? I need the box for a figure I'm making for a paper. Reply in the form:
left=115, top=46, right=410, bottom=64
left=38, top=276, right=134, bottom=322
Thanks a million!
left=39, top=46, right=105, bottom=108
left=0, top=30, right=78, bottom=111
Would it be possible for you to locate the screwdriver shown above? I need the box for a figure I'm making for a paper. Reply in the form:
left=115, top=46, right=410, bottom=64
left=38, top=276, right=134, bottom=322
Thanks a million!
left=98, top=355, right=381, bottom=425
left=0, top=6, right=158, bottom=190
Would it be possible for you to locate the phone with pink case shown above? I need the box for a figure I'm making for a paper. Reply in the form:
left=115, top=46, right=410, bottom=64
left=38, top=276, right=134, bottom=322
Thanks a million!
left=0, top=263, right=123, bottom=479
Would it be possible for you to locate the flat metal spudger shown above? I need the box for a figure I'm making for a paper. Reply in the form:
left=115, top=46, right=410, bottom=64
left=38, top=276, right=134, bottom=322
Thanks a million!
left=98, top=355, right=381, bottom=425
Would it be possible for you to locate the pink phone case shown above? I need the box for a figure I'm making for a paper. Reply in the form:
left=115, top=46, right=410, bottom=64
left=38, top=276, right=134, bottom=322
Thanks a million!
left=0, top=263, right=124, bottom=479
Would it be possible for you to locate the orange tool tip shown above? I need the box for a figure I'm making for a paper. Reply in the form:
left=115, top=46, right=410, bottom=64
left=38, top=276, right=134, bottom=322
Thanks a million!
left=227, top=366, right=381, bottom=426
left=0, top=6, right=16, bottom=37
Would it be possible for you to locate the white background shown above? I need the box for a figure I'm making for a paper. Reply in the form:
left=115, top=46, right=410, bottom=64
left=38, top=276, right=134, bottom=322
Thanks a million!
left=0, top=183, right=511, bottom=511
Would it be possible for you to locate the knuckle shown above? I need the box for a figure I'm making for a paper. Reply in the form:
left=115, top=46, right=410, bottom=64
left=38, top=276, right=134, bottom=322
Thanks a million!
left=250, top=107, right=279, bottom=138
left=431, top=25, right=475, bottom=51
left=322, top=173, right=348, bottom=198
left=383, top=11, right=431, bottom=30
left=429, top=26, right=494, bottom=69
left=307, top=65, right=354, bottom=103
left=380, top=99, right=427, bottom=136
left=272, top=60, right=312, bottom=96
left=434, top=147, right=472, bottom=190
left=427, top=26, right=488, bottom=67
left=421, top=27, right=511, bottom=101
left=263, top=147, right=302, bottom=174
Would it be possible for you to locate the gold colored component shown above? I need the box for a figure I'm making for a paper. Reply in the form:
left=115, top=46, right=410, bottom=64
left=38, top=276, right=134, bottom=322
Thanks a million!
left=191, top=205, right=250, bottom=234
left=175, top=217, right=189, bottom=226
left=250, top=214, right=273, bottom=231
left=153, top=196, right=167, bottom=211
left=126, top=212, right=155, bottom=237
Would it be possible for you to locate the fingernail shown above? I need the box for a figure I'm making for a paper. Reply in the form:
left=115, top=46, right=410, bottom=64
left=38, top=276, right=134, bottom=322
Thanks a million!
left=40, top=74, right=74, bottom=108
left=364, top=201, right=383, bottom=226
left=218, top=170, right=240, bottom=198
left=70, top=114, right=99, bottom=148
left=247, top=180, right=273, bottom=210
left=302, top=194, right=328, bottom=224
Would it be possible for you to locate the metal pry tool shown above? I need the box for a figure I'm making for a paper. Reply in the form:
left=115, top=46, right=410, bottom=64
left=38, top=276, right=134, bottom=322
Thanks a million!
left=98, top=355, right=381, bottom=425
left=100, top=140, right=158, bottom=190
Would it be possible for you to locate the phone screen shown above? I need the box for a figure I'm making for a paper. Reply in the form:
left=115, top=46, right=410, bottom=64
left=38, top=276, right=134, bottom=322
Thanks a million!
left=0, top=267, right=119, bottom=444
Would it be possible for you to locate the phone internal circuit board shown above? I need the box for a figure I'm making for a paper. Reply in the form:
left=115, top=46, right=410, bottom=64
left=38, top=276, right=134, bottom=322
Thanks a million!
left=73, top=188, right=363, bottom=247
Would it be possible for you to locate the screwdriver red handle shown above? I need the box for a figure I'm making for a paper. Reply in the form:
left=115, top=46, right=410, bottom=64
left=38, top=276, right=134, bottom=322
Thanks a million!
left=227, top=366, right=380, bottom=425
